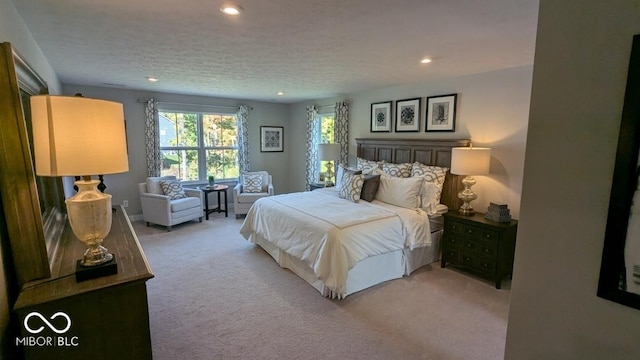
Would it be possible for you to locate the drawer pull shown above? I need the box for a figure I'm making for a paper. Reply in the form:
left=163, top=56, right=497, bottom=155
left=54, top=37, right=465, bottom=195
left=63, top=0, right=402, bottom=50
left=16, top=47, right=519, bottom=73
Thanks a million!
left=485, top=234, right=492, bottom=239
left=484, top=248, right=490, bottom=253
left=466, top=243, right=472, bottom=248
left=483, top=263, right=491, bottom=268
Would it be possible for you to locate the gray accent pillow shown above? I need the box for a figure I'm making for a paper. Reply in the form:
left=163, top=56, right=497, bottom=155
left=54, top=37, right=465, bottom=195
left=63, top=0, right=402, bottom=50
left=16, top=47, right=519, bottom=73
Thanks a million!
left=360, top=175, right=381, bottom=202
left=159, top=179, right=188, bottom=200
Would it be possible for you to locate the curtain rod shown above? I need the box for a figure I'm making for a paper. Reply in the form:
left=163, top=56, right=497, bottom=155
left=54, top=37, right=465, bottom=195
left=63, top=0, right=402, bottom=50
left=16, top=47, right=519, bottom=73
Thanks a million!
left=136, top=98, right=252, bottom=110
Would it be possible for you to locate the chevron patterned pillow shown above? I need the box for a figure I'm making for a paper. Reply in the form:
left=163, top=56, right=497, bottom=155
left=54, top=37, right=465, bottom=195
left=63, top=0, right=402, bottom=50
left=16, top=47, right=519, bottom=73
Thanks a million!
left=159, top=179, right=188, bottom=200
left=243, top=174, right=263, bottom=193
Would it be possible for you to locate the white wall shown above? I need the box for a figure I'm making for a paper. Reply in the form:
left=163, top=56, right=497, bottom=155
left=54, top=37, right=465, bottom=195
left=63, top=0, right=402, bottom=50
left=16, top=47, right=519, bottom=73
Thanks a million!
left=290, top=66, right=533, bottom=218
left=505, top=1, right=640, bottom=359
left=63, top=84, right=290, bottom=217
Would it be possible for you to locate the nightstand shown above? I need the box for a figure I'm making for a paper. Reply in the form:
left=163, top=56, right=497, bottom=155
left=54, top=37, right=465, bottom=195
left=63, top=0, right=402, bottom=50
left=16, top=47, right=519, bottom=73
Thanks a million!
left=441, top=211, right=518, bottom=289
left=309, top=183, right=331, bottom=191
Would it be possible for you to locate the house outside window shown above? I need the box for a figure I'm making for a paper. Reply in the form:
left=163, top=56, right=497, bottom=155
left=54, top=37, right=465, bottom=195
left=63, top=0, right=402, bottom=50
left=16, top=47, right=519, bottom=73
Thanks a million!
left=159, top=111, right=239, bottom=182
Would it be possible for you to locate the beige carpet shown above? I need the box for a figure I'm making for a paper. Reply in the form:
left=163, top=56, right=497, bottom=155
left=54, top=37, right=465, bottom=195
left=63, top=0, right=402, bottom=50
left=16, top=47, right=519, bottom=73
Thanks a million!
left=133, top=213, right=510, bottom=360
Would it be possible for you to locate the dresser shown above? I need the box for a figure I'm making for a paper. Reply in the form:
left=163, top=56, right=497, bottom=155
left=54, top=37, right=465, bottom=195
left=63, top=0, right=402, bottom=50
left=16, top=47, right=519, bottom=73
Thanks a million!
left=14, top=206, right=154, bottom=359
left=441, top=212, right=517, bottom=289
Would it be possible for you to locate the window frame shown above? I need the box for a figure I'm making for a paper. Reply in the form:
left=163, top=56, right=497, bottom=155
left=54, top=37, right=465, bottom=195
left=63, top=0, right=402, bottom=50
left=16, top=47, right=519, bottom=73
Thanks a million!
left=158, top=109, right=239, bottom=183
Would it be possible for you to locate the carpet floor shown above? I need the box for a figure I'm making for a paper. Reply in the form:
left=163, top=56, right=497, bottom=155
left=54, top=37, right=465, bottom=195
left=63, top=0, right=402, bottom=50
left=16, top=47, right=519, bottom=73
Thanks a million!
left=133, top=213, right=511, bottom=360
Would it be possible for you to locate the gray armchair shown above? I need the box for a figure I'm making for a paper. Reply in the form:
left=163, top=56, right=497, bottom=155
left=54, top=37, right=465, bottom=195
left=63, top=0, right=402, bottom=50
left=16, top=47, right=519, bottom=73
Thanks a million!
left=233, top=171, right=274, bottom=218
left=138, top=176, right=203, bottom=231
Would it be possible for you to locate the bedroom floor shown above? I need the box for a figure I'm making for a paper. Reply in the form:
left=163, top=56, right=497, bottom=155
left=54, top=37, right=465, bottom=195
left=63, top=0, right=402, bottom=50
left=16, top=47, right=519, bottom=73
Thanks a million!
left=133, top=213, right=511, bottom=360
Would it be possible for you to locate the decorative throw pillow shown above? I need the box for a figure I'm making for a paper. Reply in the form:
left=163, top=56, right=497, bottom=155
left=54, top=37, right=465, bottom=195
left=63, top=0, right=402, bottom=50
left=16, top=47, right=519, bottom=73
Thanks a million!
left=339, top=172, right=365, bottom=203
left=335, top=164, right=362, bottom=193
left=412, top=162, right=449, bottom=204
left=356, top=157, right=383, bottom=175
left=420, top=180, right=441, bottom=214
left=375, top=174, right=423, bottom=209
left=159, top=179, right=188, bottom=200
left=243, top=174, right=263, bottom=193
left=360, top=175, right=381, bottom=202
left=382, top=163, right=412, bottom=178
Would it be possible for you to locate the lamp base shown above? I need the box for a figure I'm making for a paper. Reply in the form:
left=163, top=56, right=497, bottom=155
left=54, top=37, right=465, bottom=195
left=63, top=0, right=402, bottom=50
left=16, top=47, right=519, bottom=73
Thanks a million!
left=458, top=175, right=478, bottom=216
left=75, top=255, right=118, bottom=282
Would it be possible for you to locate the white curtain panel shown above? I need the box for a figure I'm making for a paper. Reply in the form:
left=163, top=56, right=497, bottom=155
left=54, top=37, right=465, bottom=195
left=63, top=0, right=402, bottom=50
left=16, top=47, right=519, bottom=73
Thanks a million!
left=237, top=105, right=250, bottom=173
left=144, top=98, right=161, bottom=177
left=334, top=100, right=349, bottom=166
left=305, top=106, right=320, bottom=190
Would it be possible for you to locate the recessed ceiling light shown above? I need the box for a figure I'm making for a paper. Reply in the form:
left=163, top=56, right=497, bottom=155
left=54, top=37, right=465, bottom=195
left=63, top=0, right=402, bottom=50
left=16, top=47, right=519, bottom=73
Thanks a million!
left=147, top=77, right=158, bottom=82
left=277, top=91, right=284, bottom=96
left=220, top=4, right=243, bottom=15
left=420, top=58, right=432, bottom=64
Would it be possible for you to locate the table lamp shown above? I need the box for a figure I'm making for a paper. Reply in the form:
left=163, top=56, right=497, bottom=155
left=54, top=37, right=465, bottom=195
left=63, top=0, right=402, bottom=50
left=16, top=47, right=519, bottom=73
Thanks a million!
left=318, top=143, right=341, bottom=186
left=451, top=146, right=491, bottom=215
left=31, top=95, right=129, bottom=280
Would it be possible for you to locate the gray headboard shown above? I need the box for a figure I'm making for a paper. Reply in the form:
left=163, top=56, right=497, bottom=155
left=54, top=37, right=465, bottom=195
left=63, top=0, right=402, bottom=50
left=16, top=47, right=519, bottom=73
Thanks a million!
left=355, top=138, right=470, bottom=210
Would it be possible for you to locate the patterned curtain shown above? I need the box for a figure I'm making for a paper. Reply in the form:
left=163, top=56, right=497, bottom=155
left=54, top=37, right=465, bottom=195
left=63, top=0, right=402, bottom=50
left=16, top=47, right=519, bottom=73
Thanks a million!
left=334, top=100, right=349, bottom=166
left=237, top=105, right=250, bottom=173
left=305, top=105, right=320, bottom=190
left=144, top=98, right=161, bottom=177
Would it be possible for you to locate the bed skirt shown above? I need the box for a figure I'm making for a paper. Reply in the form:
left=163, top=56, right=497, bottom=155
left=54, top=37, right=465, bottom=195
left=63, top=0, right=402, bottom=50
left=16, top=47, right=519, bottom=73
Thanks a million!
left=249, top=229, right=443, bottom=299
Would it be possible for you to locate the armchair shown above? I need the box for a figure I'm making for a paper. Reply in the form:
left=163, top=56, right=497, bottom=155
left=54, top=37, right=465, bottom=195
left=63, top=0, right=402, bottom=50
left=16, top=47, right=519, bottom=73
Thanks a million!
left=138, top=176, right=203, bottom=231
left=233, top=171, right=274, bottom=218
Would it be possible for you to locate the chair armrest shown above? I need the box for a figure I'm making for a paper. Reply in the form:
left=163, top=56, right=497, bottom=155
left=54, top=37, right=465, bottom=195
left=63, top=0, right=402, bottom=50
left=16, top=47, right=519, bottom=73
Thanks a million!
left=233, top=183, right=243, bottom=196
left=140, top=192, right=171, bottom=202
left=184, top=188, right=202, bottom=198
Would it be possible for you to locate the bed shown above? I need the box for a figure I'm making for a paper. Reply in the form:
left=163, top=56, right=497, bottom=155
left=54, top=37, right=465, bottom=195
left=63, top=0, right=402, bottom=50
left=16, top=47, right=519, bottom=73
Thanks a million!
left=240, top=138, right=470, bottom=299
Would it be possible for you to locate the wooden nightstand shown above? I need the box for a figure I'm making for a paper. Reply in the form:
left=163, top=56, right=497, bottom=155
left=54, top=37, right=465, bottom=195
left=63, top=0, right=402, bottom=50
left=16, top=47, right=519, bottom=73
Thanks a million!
left=309, top=183, right=332, bottom=191
left=441, top=211, right=518, bottom=289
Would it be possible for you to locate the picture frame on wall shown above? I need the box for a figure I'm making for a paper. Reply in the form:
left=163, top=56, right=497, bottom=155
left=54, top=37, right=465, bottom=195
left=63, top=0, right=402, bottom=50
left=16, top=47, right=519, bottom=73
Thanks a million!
left=395, top=98, right=420, bottom=132
left=260, top=126, right=284, bottom=152
left=598, top=34, right=640, bottom=311
left=426, top=93, right=457, bottom=132
left=370, top=101, right=392, bottom=132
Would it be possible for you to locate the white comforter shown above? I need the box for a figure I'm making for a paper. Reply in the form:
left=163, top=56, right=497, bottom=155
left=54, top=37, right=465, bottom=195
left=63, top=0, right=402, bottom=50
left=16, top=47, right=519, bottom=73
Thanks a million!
left=240, top=188, right=432, bottom=294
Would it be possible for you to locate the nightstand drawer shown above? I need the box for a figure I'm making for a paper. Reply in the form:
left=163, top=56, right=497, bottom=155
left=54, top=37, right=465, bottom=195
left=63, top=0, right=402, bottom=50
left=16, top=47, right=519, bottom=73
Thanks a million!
left=461, top=253, right=496, bottom=274
left=444, top=234, right=463, bottom=249
left=463, top=225, right=499, bottom=242
left=445, top=221, right=464, bottom=234
left=443, top=248, right=461, bottom=263
left=462, top=239, right=498, bottom=257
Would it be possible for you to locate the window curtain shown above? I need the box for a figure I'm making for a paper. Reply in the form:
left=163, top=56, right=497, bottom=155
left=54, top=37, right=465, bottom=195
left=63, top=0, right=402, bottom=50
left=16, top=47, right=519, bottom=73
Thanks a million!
left=237, top=105, right=250, bottom=173
left=334, top=100, right=350, bottom=166
left=144, top=98, right=161, bottom=177
left=305, top=105, right=320, bottom=190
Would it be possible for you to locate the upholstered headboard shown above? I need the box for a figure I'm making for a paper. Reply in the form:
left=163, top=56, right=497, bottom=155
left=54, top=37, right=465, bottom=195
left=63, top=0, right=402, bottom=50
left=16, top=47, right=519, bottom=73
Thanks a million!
left=355, top=138, right=470, bottom=210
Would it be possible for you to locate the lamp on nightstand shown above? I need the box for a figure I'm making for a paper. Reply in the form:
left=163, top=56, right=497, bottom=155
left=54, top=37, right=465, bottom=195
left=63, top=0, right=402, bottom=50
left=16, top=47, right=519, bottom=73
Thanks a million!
left=318, top=143, right=341, bottom=186
left=451, top=145, right=491, bottom=215
left=31, top=95, right=129, bottom=280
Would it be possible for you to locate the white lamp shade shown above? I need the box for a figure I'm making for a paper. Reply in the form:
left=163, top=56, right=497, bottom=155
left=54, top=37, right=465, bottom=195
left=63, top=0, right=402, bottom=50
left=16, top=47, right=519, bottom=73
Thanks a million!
left=31, top=95, right=129, bottom=177
left=318, top=143, right=341, bottom=161
left=451, top=147, right=491, bottom=175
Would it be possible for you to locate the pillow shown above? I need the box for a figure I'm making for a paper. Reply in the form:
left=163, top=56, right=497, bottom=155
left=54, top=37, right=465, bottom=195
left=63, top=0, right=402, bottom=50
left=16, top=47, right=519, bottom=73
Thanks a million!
left=338, top=171, right=365, bottom=203
left=360, top=175, right=381, bottom=202
left=411, top=162, right=449, bottom=204
left=382, top=162, right=412, bottom=178
left=159, top=179, right=188, bottom=200
left=356, top=157, right=383, bottom=175
left=243, top=174, right=263, bottom=193
left=335, top=164, right=362, bottom=192
left=375, top=175, right=423, bottom=209
left=420, top=180, right=441, bottom=214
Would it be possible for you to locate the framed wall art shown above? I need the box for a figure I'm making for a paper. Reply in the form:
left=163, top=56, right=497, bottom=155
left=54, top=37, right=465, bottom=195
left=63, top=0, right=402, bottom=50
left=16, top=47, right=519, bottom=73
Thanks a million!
left=598, top=34, right=640, bottom=311
left=370, top=101, right=392, bottom=132
left=395, top=98, right=420, bottom=132
left=260, top=126, right=284, bottom=152
left=426, top=93, right=457, bottom=132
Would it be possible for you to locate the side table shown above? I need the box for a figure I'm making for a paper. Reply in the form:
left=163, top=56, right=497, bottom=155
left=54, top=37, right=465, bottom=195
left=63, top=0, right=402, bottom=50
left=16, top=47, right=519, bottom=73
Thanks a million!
left=200, top=184, right=228, bottom=220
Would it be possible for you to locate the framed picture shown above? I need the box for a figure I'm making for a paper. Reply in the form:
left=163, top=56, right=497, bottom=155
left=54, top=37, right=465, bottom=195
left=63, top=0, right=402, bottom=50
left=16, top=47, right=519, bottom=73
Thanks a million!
left=598, top=34, right=640, bottom=311
left=370, top=101, right=392, bottom=132
left=426, top=93, right=457, bottom=132
left=395, top=98, right=420, bottom=132
left=260, top=126, right=284, bottom=152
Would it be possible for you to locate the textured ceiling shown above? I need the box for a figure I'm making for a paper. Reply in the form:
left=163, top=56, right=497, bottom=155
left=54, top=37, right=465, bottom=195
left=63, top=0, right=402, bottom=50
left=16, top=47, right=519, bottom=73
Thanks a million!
left=12, top=0, right=539, bottom=103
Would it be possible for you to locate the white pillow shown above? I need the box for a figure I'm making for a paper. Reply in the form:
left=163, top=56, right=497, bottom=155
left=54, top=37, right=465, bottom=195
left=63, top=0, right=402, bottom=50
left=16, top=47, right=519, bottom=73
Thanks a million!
left=375, top=175, right=423, bottom=209
left=338, top=171, right=365, bottom=203
left=420, top=180, right=441, bottom=214
left=411, top=162, right=448, bottom=204
left=146, top=176, right=176, bottom=195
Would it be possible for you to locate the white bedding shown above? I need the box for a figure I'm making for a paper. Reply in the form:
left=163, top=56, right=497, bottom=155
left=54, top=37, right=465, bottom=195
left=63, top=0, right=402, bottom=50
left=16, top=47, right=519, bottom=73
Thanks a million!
left=240, top=188, right=432, bottom=295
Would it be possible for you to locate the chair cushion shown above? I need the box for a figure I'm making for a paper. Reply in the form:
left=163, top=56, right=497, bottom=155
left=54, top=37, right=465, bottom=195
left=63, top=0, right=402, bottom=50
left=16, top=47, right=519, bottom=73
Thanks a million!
left=159, top=179, right=188, bottom=200
left=170, top=196, right=201, bottom=212
left=146, top=176, right=177, bottom=194
left=237, top=192, right=270, bottom=203
left=243, top=174, right=263, bottom=193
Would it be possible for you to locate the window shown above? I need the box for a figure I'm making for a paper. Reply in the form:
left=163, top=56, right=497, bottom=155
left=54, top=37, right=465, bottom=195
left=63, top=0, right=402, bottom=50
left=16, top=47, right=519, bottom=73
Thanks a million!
left=318, top=113, right=336, bottom=183
left=159, top=110, right=239, bottom=182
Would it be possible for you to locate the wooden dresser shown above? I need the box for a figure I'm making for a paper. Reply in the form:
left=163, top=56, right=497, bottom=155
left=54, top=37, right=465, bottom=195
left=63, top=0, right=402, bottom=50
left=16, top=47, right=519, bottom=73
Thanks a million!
left=441, top=211, right=517, bottom=289
left=13, top=206, right=154, bottom=359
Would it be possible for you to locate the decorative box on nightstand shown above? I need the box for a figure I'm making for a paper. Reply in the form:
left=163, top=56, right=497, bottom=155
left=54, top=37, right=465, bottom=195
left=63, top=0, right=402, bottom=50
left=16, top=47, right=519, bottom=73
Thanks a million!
left=441, top=211, right=518, bottom=289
